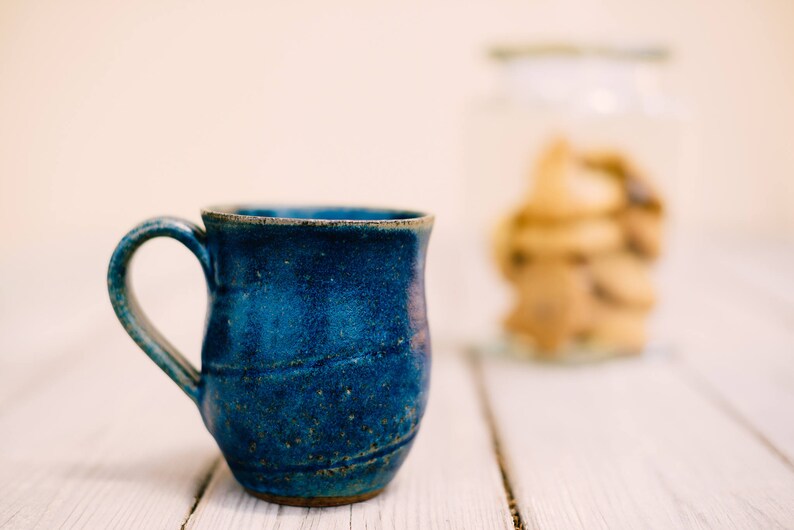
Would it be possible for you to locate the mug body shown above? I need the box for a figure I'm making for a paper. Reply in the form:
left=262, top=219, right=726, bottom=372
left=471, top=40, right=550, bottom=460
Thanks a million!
left=198, top=206, right=433, bottom=506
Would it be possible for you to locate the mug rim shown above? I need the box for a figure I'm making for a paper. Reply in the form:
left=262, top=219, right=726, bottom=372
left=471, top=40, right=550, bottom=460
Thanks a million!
left=201, top=204, right=434, bottom=227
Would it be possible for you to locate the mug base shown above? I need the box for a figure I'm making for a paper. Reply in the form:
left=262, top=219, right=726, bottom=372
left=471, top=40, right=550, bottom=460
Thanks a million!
left=244, top=487, right=384, bottom=507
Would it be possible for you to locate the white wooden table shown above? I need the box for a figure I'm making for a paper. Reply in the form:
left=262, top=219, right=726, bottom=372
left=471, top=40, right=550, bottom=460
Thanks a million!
left=1, top=239, right=793, bottom=529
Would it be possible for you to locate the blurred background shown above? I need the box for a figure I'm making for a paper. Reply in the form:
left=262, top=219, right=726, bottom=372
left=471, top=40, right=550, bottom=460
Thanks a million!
left=1, top=0, right=793, bottom=347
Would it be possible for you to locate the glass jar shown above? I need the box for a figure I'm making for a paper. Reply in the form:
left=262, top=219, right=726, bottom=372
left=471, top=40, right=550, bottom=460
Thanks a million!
left=463, top=43, right=686, bottom=361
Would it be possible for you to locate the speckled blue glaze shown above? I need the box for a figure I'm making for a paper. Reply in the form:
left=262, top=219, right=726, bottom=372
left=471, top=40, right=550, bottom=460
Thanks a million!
left=108, top=206, right=433, bottom=505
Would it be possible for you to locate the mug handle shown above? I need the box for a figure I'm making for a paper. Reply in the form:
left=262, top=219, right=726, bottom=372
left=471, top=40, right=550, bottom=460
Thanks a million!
left=107, top=217, right=213, bottom=405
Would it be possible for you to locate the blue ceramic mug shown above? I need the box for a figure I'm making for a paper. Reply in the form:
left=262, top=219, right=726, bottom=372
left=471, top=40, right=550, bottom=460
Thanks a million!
left=107, top=206, right=433, bottom=506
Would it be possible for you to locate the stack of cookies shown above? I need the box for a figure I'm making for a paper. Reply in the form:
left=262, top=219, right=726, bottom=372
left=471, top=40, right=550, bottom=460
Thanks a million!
left=493, top=139, right=664, bottom=358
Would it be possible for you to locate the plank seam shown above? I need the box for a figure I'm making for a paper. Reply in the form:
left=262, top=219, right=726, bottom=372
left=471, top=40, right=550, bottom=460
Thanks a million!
left=672, top=356, right=794, bottom=473
left=180, top=455, right=223, bottom=530
left=468, top=351, right=526, bottom=530
left=0, top=506, right=22, bottom=528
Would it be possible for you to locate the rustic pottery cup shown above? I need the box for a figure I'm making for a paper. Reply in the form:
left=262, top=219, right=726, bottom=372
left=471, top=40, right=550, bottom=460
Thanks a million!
left=107, top=206, right=433, bottom=506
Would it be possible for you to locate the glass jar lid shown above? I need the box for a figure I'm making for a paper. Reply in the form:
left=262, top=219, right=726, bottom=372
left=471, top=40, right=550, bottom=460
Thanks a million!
left=488, top=42, right=670, bottom=63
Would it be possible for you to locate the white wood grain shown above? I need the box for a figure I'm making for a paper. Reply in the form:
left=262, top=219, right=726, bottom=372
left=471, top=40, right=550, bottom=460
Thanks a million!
left=481, top=354, right=794, bottom=529
left=656, top=245, right=794, bottom=463
left=3, top=239, right=794, bottom=529
left=0, top=238, right=207, bottom=409
left=186, top=349, right=514, bottom=530
left=0, top=290, right=217, bottom=529
left=702, top=238, right=794, bottom=313
left=0, top=242, right=111, bottom=409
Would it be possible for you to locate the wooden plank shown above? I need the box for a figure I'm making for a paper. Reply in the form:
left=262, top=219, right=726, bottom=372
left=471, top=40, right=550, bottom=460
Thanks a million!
left=704, top=238, right=794, bottom=313
left=480, top=354, right=794, bottom=529
left=186, top=349, right=514, bottom=530
left=0, top=243, right=111, bottom=409
left=4, top=238, right=790, bottom=528
left=0, top=238, right=207, bottom=409
left=0, top=291, right=217, bottom=530
left=656, top=245, right=794, bottom=463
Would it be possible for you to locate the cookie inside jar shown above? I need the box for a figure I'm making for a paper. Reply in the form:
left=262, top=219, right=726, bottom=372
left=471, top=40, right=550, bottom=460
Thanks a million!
left=493, top=138, right=664, bottom=361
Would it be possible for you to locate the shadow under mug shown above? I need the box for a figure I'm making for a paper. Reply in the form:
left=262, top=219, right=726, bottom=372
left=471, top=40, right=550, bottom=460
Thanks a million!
left=107, top=205, right=434, bottom=507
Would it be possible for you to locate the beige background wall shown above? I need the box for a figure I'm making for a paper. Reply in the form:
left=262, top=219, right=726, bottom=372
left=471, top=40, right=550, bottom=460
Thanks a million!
left=2, top=0, right=794, bottom=255
left=1, top=0, right=793, bottom=346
